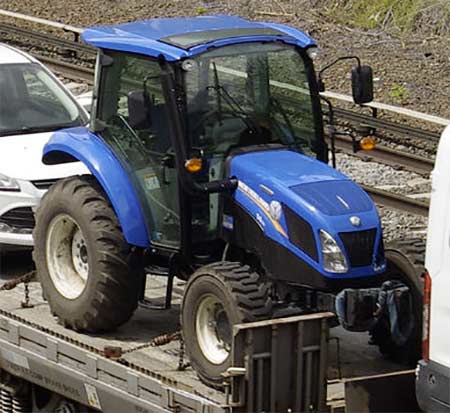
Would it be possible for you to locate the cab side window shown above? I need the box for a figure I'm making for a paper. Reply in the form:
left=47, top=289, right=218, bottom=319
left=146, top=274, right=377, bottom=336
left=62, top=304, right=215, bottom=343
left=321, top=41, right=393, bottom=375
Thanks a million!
left=97, top=53, right=180, bottom=248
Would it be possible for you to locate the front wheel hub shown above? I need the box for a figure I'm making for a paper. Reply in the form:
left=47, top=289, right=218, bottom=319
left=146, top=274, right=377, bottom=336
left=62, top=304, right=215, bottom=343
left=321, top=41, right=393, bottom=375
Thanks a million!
left=196, top=294, right=232, bottom=364
left=46, top=214, right=89, bottom=300
left=71, top=227, right=89, bottom=281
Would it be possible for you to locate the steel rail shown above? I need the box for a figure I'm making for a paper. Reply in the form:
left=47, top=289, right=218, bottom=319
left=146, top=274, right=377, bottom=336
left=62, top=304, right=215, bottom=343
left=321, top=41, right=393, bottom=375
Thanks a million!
left=361, top=185, right=430, bottom=216
left=0, top=9, right=82, bottom=34
left=36, top=54, right=95, bottom=84
left=333, top=135, right=434, bottom=175
left=323, top=90, right=450, bottom=127
left=0, top=23, right=95, bottom=54
left=333, top=106, right=441, bottom=141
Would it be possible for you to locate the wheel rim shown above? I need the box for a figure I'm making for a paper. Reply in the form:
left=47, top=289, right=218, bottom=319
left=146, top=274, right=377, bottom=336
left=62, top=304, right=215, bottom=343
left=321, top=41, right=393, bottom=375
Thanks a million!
left=195, top=294, right=232, bottom=365
left=46, top=214, right=89, bottom=300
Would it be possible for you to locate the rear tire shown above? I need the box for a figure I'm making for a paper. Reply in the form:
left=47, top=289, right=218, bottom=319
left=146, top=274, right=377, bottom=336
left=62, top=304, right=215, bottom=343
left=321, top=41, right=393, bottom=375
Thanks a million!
left=369, top=238, right=424, bottom=365
left=181, top=262, right=272, bottom=387
left=33, top=176, right=141, bottom=332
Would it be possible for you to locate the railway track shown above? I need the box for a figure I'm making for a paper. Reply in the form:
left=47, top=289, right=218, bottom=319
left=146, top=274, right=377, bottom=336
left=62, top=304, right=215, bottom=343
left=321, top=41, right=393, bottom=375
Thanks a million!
left=362, top=185, right=429, bottom=217
left=0, top=22, right=435, bottom=216
left=333, top=135, right=434, bottom=175
left=37, top=54, right=95, bottom=84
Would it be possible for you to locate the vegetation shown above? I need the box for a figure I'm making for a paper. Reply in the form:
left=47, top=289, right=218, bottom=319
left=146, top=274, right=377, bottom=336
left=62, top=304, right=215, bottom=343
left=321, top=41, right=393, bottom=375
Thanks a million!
left=196, top=7, right=207, bottom=15
left=389, top=83, right=408, bottom=103
left=323, top=0, right=450, bottom=35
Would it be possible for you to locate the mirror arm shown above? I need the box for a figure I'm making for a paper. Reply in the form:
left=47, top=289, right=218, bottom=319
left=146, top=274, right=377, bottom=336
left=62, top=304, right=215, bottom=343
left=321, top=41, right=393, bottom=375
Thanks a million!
left=318, top=55, right=361, bottom=92
left=320, top=95, right=336, bottom=168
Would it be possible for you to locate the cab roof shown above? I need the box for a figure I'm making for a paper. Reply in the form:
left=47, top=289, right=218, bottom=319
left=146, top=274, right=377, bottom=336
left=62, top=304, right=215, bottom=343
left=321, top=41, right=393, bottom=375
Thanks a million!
left=81, top=15, right=316, bottom=61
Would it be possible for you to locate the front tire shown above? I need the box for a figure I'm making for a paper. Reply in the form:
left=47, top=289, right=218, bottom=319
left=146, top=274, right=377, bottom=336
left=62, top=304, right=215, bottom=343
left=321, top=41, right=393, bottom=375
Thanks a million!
left=33, top=176, right=141, bottom=332
left=181, top=262, right=272, bottom=387
left=369, top=238, right=424, bottom=365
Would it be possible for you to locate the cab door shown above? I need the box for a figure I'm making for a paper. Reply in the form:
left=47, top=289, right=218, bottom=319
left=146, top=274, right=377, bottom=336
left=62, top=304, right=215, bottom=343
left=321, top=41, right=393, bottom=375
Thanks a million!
left=96, top=51, right=180, bottom=249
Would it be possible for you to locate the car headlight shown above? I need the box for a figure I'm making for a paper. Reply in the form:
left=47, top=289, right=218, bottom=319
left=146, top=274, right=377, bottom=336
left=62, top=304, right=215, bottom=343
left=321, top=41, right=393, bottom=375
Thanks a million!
left=319, top=230, right=348, bottom=273
left=0, top=174, right=20, bottom=191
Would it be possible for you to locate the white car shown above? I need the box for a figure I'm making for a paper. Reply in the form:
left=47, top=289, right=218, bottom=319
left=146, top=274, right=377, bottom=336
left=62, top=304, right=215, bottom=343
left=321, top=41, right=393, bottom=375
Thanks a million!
left=0, top=44, right=89, bottom=250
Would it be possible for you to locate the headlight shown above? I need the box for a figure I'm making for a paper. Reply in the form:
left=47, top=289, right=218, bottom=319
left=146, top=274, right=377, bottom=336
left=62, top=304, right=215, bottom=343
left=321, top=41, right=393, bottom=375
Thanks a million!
left=319, top=230, right=348, bottom=273
left=0, top=174, right=20, bottom=191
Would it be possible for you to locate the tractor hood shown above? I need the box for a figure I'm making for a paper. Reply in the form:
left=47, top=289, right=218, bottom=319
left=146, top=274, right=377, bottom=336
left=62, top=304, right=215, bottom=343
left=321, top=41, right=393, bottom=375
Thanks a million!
left=229, top=149, right=383, bottom=280
left=229, top=149, right=374, bottom=218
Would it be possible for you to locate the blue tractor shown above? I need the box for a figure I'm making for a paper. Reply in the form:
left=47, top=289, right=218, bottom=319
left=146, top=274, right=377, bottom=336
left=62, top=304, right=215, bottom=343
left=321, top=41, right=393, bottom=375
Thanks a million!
left=33, top=16, right=422, bottom=386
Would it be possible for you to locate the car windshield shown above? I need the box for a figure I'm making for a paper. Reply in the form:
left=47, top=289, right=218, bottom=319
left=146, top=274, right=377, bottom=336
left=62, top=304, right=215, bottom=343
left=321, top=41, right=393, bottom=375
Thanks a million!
left=183, top=42, right=321, bottom=158
left=0, top=63, right=86, bottom=136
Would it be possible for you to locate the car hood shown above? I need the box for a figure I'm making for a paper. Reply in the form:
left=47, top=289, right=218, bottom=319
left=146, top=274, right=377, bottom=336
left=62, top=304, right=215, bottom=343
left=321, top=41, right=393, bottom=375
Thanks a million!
left=0, top=131, right=89, bottom=181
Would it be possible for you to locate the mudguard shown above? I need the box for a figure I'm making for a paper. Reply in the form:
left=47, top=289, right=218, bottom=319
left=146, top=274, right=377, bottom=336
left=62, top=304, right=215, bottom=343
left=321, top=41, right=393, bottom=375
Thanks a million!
left=43, top=127, right=150, bottom=248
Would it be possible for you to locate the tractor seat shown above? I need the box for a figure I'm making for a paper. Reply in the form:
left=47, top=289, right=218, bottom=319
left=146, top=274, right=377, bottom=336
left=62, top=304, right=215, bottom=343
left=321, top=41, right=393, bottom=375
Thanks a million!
left=211, top=117, right=246, bottom=146
left=147, top=104, right=171, bottom=153
left=238, top=125, right=271, bottom=147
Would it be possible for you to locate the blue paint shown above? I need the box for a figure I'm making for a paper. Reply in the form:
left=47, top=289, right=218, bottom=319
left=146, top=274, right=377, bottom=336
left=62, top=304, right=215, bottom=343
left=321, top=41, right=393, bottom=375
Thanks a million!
left=291, top=180, right=374, bottom=216
left=43, top=127, right=150, bottom=248
left=231, top=149, right=346, bottom=186
left=82, top=15, right=316, bottom=61
left=230, top=149, right=385, bottom=279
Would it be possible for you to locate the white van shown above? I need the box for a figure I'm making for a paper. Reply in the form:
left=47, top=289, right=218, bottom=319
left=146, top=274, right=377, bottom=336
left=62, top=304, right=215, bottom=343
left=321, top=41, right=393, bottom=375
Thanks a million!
left=416, top=125, right=450, bottom=411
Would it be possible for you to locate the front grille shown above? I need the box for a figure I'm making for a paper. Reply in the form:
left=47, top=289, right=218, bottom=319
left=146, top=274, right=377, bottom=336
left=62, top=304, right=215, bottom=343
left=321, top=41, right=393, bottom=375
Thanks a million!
left=31, top=179, right=58, bottom=190
left=0, top=207, right=35, bottom=229
left=283, top=204, right=318, bottom=261
left=339, top=229, right=377, bottom=267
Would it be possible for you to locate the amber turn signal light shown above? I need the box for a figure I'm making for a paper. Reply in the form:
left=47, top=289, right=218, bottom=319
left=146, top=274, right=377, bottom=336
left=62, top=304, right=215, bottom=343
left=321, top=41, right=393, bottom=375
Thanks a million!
left=359, top=136, right=376, bottom=151
left=185, top=158, right=203, bottom=173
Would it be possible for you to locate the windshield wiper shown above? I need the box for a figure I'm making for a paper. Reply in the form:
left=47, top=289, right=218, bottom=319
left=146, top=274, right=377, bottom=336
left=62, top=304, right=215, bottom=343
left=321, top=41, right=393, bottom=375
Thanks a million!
left=269, top=96, right=296, bottom=142
left=207, top=63, right=261, bottom=134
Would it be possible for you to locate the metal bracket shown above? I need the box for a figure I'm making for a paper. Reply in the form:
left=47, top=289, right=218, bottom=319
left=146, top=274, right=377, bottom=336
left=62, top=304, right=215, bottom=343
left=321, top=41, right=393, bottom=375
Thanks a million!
left=126, top=371, right=139, bottom=396
left=85, top=355, right=98, bottom=379
left=46, top=338, right=58, bottom=362
left=7, top=322, right=19, bottom=345
left=162, top=388, right=180, bottom=412
left=139, top=273, right=174, bottom=310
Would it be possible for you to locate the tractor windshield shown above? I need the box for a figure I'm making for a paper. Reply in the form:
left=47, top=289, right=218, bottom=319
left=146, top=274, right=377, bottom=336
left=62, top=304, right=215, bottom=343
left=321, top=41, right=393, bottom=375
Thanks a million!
left=182, top=42, right=323, bottom=160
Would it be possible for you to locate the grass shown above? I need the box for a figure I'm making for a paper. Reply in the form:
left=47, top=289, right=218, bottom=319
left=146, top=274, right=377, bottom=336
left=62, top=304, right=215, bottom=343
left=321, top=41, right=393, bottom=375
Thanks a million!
left=389, top=83, right=408, bottom=103
left=324, top=0, right=450, bottom=35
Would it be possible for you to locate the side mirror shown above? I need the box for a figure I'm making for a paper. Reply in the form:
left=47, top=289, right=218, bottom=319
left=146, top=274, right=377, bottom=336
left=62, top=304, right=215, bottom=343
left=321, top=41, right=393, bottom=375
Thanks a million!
left=127, top=90, right=152, bottom=130
left=351, top=65, right=373, bottom=104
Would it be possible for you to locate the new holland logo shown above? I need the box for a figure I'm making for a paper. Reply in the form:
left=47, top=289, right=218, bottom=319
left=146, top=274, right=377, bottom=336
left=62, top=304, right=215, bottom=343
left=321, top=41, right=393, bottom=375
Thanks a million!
left=350, top=216, right=361, bottom=227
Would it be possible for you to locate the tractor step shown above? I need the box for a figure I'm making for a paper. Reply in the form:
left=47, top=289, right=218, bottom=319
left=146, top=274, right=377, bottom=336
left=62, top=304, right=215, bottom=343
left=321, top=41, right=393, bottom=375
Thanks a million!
left=144, top=264, right=170, bottom=277
left=139, top=267, right=174, bottom=310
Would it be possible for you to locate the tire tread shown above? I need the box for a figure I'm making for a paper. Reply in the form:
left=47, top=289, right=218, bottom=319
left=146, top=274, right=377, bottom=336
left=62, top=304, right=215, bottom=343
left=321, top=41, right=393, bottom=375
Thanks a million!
left=33, top=176, right=140, bottom=332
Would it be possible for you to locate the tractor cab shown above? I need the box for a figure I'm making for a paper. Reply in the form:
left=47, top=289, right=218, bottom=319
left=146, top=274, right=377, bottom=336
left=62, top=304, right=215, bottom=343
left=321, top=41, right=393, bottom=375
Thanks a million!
left=83, top=17, right=335, bottom=261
